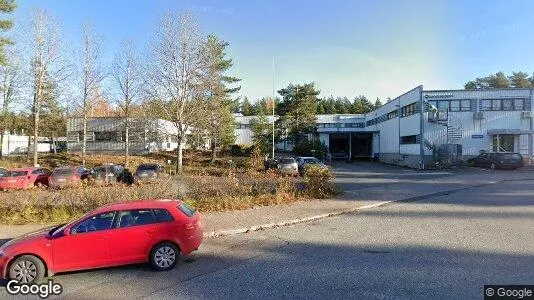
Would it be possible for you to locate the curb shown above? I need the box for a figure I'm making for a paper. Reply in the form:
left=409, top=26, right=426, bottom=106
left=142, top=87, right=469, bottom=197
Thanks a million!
left=203, top=180, right=502, bottom=239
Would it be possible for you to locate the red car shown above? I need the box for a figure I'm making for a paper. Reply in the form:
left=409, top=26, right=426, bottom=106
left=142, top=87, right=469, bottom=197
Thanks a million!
left=0, top=199, right=203, bottom=283
left=0, top=167, right=52, bottom=190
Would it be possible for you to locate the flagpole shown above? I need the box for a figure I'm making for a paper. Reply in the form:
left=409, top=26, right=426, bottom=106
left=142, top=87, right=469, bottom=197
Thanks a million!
left=272, top=56, right=275, bottom=160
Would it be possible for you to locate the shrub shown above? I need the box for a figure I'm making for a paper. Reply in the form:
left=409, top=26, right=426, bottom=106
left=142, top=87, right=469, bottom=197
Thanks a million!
left=304, top=165, right=338, bottom=198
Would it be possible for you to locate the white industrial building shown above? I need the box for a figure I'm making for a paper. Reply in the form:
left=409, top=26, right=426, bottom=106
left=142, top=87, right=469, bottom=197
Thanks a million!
left=235, top=86, right=533, bottom=169
left=66, top=117, right=210, bottom=154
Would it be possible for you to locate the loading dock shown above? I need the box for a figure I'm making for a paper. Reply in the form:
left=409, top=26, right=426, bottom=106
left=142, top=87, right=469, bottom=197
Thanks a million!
left=328, top=132, right=373, bottom=159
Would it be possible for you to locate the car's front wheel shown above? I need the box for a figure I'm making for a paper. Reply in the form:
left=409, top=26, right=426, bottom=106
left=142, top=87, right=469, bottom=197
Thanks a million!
left=150, top=242, right=180, bottom=271
left=8, top=255, right=45, bottom=284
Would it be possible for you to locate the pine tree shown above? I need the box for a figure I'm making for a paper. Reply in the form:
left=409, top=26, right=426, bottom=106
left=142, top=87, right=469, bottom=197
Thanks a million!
left=508, top=71, right=531, bottom=88
left=0, top=0, right=16, bottom=66
left=241, top=96, right=254, bottom=115
left=373, top=98, right=383, bottom=110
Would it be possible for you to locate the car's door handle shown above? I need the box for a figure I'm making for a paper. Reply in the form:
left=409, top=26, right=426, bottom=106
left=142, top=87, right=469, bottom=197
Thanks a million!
left=146, top=230, right=155, bottom=234
left=96, top=236, right=108, bottom=241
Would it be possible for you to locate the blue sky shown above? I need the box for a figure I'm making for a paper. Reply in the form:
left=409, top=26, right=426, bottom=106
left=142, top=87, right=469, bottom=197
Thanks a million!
left=12, top=0, right=534, bottom=102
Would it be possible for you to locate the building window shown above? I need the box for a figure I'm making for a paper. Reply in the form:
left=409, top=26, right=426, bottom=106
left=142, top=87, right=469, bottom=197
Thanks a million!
left=514, top=99, right=524, bottom=110
left=428, top=101, right=438, bottom=110
left=460, top=100, right=471, bottom=111
left=94, top=132, right=119, bottom=142
left=400, top=135, right=418, bottom=145
left=481, top=100, right=492, bottom=111
left=491, top=99, right=501, bottom=111
left=401, top=103, right=417, bottom=117
left=450, top=100, right=460, bottom=112
left=438, top=101, right=450, bottom=111
left=502, top=99, right=514, bottom=111
left=387, top=110, right=398, bottom=119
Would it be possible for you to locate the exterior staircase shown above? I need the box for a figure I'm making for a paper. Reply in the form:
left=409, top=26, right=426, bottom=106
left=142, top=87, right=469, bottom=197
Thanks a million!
left=428, top=109, right=463, bottom=145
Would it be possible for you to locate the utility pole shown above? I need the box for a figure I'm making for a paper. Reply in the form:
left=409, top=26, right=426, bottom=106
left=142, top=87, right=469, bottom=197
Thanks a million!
left=272, top=56, right=275, bottom=160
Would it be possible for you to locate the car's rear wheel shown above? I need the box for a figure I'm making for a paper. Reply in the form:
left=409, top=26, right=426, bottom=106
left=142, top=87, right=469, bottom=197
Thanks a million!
left=490, top=163, right=496, bottom=170
left=8, top=255, right=45, bottom=284
left=150, top=242, right=180, bottom=271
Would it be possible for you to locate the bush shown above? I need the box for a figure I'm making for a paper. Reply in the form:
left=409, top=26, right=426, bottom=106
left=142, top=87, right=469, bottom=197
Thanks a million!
left=229, top=144, right=254, bottom=157
left=304, top=165, right=338, bottom=198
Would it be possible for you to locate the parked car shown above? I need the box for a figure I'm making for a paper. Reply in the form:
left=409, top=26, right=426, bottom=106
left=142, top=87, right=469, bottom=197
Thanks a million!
left=134, top=163, right=166, bottom=184
left=0, top=167, right=52, bottom=190
left=264, top=157, right=278, bottom=170
left=277, top=157, right=299, bottom=176
left=90, top=164, right=126, bottom=185
left=467, top=152, right=524, bottom=170
left=49, top=166, right=92, bottom=188
left=0, top=199, right=203, bottom=283
left=0, top=167, right=9, bottom=178
left=296, top=157, right=328, bottom=176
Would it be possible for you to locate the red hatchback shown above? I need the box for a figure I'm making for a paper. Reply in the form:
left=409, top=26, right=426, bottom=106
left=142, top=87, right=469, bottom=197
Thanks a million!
left=0, top=167, right=52, bottom=190
left=0, top=199, right=203, bottom=283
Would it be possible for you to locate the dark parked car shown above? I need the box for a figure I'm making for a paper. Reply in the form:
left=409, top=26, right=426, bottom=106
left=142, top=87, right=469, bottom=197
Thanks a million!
left=467, top=152, right=524, bottom=170
left=49, top=166, right=92, bottom=188
left=134, top=163, right=166, bottom=183
left=90, top=164, right=126, bottom=185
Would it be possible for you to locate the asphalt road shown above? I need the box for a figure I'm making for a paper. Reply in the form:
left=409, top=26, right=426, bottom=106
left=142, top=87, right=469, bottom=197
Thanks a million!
left=2, top=167, right=534, bottom=299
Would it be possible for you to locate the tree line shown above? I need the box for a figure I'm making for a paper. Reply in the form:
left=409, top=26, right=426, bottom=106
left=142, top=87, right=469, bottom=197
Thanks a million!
left=465, top=71, right=534, bottom=89
left=239, top=95, right=384, bottom=116
left=0, top=3, right=240, bottom=173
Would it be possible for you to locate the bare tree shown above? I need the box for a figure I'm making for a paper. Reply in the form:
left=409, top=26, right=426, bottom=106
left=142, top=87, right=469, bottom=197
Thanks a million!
left=80, top=23, right=104, bottom=165
left=111, top=40, right=141, bottom=168
left=146, top=11, right=205, bottom=174
left=28, top=9, right=61, bottom=166
left=0, top=47, right=22, bottom=158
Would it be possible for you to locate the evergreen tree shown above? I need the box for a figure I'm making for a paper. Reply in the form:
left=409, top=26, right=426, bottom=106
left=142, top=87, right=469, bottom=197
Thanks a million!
left=373, top=97, right=383, bottom=110
left=508, top=71, right=531, bottom=88
left=241, top=96, right=254, bottom=115
left=277, top=83, right=319, bottom=145
left=0, top=0, right=16, bottom=66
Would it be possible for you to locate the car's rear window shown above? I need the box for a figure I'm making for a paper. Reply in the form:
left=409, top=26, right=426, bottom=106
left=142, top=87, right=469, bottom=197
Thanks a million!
left=178, top=202, right=195, bottom=217
left=503, top=153, right=522, bottom=160
left=305, top=158, right=320, bottom=164
left=279, top=158, right=295, bottom=164
left=53, top=168, right=74, bottom=176
left=153, top=209, right=174, bottom=222
left=6, top=171, right=27, bottom=177
left=93, top=167, right=106, bottom=173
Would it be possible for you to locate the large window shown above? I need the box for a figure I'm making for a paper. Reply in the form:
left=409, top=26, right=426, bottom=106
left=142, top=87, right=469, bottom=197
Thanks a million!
left=481, top=98, right=525, bottom=111
left=460, top=100, right=471, bottom=111
left=514, top=99, right=524, bottom=110
left=94, top=131, right=119, bottom=142
left=438, top=101, right=450, bottom=111
left=491, top=99, right=501, bottom=111
left=401, top=103, right=417, bottom=117
left=400, top=135, right=418, bottom=145
left=449, top=100, right=460, bottom=112
left=481, top=100, right=492, bottom=111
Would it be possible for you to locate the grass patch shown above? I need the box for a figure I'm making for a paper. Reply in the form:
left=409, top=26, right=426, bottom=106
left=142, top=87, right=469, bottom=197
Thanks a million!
left=0, top=152, right=340, bottom=225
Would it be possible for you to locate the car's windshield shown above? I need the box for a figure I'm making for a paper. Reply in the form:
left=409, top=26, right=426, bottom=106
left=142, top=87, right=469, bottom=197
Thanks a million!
left=5, top=170, right=27, bottom=177
left=279, top=158, right=296, bottom=164
left=53, top=167, right=73, bottom=176
left=305, top=158, right=320, bottom=164
left=137, top=164, right=158, bottom=171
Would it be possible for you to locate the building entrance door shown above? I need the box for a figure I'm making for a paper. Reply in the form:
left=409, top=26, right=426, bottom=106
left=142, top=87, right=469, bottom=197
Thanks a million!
left=492, top=134, right=514, bottom=152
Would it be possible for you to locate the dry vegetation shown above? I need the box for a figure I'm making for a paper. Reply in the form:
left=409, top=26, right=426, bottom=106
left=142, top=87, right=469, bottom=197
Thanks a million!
left=0, top=151, right=340, bottom=224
